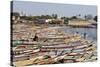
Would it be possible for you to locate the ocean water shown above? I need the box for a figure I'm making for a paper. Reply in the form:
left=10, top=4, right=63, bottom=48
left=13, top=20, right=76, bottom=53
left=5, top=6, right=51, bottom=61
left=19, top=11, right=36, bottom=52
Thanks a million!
left=61, top=27, right=97, bottom=41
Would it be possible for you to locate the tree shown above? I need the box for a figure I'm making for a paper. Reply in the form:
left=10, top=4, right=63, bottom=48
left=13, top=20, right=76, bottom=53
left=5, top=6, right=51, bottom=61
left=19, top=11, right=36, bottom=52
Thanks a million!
left=70, top=16, right=77, bottom=19
left=78, top=14, right=81, bottom=16
left=77, top=14, right=81, bottom=18
left=40, top=15, right=52, bottom=19
left=85, top=14, right=93, bottom=20
left=20, top=16, right=34, bottom=20
left=52, top=14, right=58, bottom=19
left=94, top=16, right=97, bottom=22
left=61, top=17, right=69, bottom=24
left=54, top=14, right=57, bottom=19
left=12, top=12, right=20, bottom=17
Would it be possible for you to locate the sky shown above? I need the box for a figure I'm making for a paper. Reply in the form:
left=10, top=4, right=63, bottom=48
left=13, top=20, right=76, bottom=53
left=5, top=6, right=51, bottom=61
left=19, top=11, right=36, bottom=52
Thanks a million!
left=12, top=1, right=97, bottom=17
